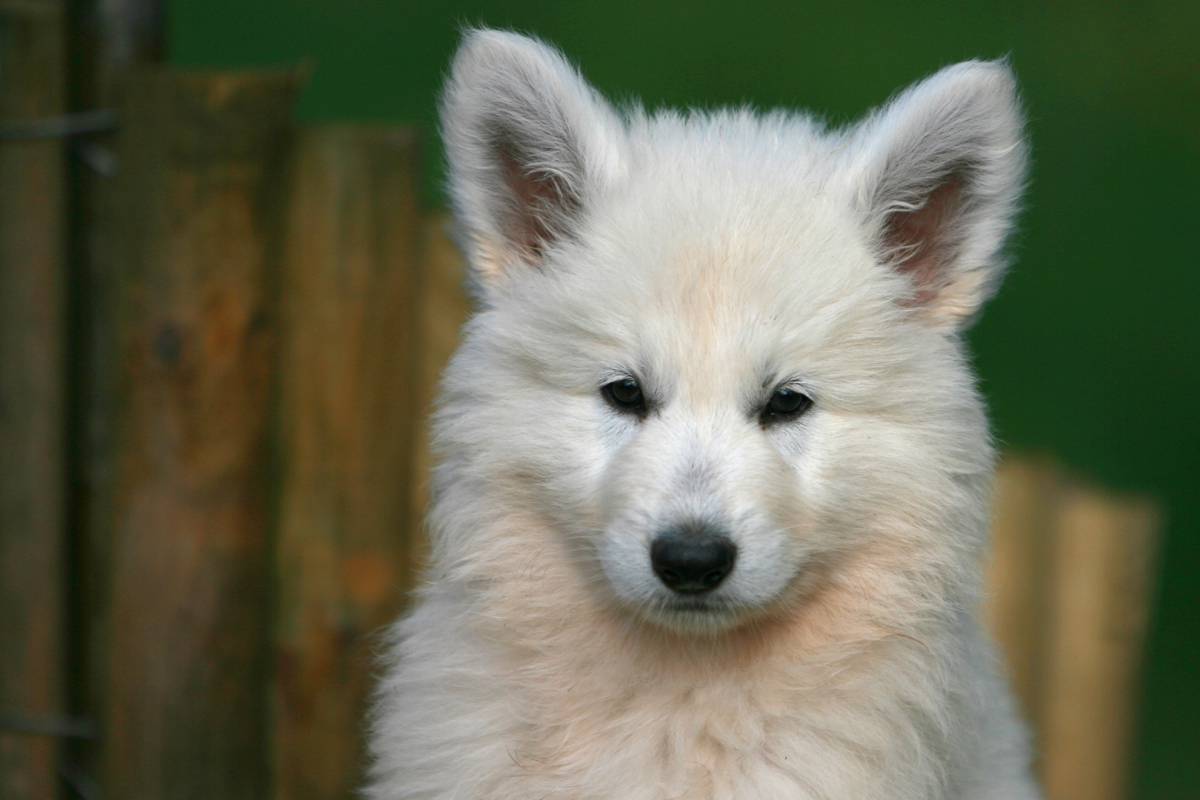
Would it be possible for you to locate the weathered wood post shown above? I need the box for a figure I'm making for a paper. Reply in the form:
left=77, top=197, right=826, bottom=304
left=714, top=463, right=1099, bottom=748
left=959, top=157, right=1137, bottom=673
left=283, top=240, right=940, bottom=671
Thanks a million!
left=406, top=216, right=471, bottom=575
left=101, top=69, right=298, bottom=799
left=985, top=459, right=1059, bottom=736
left=1040, top=488, right=1159, bottom=800
left=272, top=125, right=424, bottom=799
left=986, top=459, right=1160, bottom=800
left=66, top=0, right=164, bottom=784
left=0, top=1, right=67, bottom=797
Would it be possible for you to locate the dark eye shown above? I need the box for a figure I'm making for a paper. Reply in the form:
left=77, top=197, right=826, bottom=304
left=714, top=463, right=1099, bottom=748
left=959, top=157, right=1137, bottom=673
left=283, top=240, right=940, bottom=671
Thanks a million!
left=602, top=377, right=647, bottom=416
left=761, top=387, right=813, bottom=425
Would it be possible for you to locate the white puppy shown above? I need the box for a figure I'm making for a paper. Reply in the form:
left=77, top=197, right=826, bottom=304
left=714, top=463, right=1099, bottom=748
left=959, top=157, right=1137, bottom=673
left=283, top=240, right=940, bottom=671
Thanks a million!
left=369, top=29, right=1039, bottom=800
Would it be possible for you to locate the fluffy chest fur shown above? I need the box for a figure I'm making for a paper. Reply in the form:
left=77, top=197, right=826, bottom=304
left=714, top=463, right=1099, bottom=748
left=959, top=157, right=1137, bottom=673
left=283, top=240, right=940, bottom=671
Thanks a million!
left=489, top=643, right=960, bottom=800
left=370, top=516, right=1031, bottom=800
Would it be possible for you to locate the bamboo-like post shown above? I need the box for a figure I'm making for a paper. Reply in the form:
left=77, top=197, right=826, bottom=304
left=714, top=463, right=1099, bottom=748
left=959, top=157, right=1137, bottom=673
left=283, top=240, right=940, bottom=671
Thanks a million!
left=1040, top=485, right=1159, bottom=800
left=272, top=126, right=423, bottom=799
left=408, top=215, right=471, bottom=575
left=985, top=459, right=1060, bottom=734
left=101, top=69, right=299, bottom=799
left=0, top=1, right=67, bottom=797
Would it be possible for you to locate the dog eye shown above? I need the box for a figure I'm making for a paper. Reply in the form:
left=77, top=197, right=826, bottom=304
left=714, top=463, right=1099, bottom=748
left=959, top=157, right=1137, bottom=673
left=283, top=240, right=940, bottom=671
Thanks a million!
left=761, top=387, right=813, bottom=425
left=602, top=377, right=647, bottom=416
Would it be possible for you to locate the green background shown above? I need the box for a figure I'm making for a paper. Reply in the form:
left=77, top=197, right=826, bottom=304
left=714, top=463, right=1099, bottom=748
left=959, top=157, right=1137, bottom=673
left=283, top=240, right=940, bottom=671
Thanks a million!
left=171, top=2, right=1199, bottom=797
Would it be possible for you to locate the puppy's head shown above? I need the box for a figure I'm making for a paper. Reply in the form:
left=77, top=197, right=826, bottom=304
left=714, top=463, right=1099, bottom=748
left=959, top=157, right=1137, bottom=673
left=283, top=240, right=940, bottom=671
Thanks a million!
left=436, top=30, right=1027, bottom=634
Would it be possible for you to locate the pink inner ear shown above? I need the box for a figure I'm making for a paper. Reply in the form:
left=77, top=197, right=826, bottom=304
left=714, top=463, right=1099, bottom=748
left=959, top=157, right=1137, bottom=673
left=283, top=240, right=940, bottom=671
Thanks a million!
left=498, top=146, right=574, bottom=262
left=883, top=175, right=964, bottom=306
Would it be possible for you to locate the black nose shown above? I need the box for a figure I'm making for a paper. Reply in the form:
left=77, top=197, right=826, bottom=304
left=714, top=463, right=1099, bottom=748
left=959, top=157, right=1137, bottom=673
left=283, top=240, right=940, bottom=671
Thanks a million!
left=650, top=528, right=737, bottom=594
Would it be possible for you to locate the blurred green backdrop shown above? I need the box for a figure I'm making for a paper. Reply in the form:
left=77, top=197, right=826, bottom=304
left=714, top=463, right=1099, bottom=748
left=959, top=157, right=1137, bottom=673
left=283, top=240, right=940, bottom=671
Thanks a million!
left=171, top=2, right=1199, bottom=797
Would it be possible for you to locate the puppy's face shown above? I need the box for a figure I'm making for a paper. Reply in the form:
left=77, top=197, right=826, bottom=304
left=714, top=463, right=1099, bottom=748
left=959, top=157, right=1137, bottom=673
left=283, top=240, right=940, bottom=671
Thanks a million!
left=438, top=31, right=1026, bottom=634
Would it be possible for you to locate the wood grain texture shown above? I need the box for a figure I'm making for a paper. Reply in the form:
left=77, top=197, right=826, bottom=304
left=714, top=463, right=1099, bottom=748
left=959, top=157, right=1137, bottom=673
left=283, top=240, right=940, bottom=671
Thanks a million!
left=0, top=1, right=67, bottom=797
left=101, top=68, right=298, bottom=800
left=66, top=0, right=164, bottom=782
left=272, top=125, right=423, bottom=799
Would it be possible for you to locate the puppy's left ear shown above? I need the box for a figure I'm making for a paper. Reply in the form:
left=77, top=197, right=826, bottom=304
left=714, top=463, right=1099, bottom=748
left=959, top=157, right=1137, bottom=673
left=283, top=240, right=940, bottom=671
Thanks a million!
left=441, top=30, right=627, bottom=292
left=849, top=60, right=1028, bottom=330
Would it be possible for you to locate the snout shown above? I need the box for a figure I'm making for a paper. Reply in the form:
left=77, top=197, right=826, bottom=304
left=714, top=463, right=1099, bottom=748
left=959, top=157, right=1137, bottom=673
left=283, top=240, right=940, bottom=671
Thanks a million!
left=650, top=524, right=737, bottom=594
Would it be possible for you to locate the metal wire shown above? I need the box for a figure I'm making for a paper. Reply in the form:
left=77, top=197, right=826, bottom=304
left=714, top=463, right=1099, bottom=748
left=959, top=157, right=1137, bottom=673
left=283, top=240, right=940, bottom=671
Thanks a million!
left=0, top=711, right=97, bottom=739
left=0, top=110, right=117, bottom=141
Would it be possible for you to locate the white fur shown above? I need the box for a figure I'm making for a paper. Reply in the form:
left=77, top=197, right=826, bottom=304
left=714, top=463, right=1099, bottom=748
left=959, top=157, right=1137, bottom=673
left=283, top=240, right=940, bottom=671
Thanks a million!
left=369, top=29, right=1038, bottom=800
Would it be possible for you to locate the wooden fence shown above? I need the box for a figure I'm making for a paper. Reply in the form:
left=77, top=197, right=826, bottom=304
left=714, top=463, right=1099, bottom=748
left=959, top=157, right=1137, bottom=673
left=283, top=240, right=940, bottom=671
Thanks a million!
left=0, top=9, right=1160, bottom=799
left=1, top=39, right=440, bottom=795
left=986, top=460, right=1159, bottom=800
left=1, top=3, right=67, bottom=798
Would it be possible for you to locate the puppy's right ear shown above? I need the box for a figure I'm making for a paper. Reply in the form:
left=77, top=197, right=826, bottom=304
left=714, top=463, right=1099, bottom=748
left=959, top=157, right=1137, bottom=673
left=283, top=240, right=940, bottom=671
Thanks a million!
left=441, top=30, right=626, bottom=292
left=845, top=61, right=1028, bottom=331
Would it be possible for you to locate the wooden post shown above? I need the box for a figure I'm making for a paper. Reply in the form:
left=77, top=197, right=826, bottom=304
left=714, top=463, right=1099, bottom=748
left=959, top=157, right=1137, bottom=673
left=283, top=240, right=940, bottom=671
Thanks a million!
left=102, top=69, right=299, bottom=799
left=65, top=0, right=164, bottom=783
left=408, top=215, right=471, bottom=577
left=0, top=1, right=67, bottom=797
left=1040, top=485, right=1159, bottom=800
left=272, top=126, right=423, bottom=799
left=985, top=459, right=1060, bottom=734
